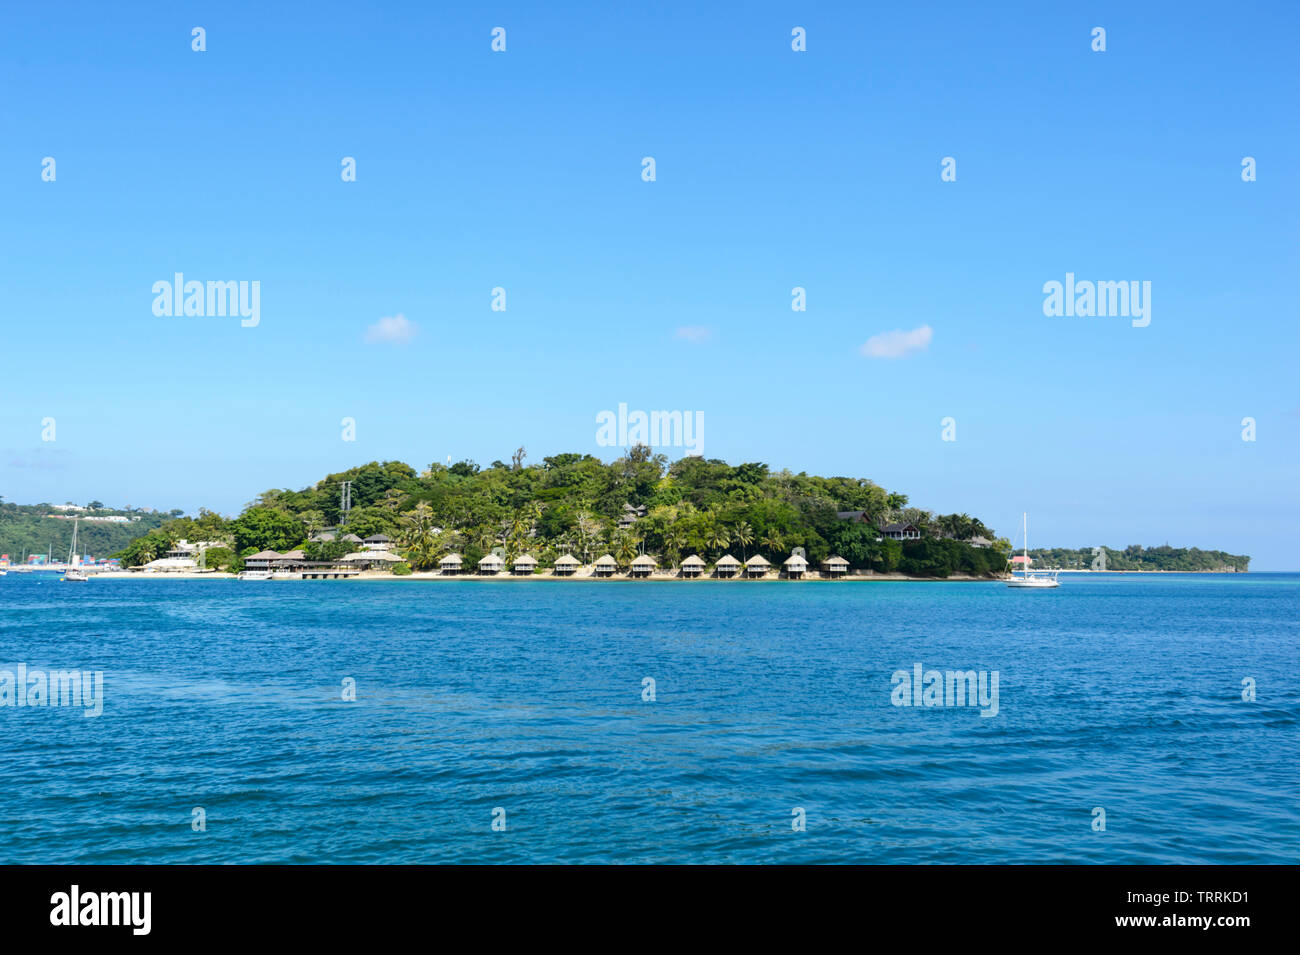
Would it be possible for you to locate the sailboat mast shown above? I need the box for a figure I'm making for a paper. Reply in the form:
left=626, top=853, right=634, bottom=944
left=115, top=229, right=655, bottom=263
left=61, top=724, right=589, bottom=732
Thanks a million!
left=1023, top=512, right=1028, bottom=576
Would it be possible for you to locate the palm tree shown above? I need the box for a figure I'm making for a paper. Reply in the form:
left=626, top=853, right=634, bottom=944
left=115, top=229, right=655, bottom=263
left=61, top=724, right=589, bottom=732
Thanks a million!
left=733, top=521, right=753, bottom=560
left=526, top=500, right=543, bottom=525
left=400, top=502, right=440, bottom=570
left=614, top=533, right=639, bottom=568
left=663, top=526, right=685, bottom=568
left=554, top=533, right=574, bottom=559
left=705, top=521, right=730, bottom=557
left=506, top=511, right=530, bottom=557
left=576, top=510, right=600, bottom=563
left=762, top=531, right=783, bottom=559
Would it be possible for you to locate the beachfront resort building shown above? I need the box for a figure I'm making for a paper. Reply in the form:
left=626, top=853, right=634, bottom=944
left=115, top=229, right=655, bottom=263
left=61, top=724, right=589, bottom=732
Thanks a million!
left=783, top=554, right=808, bottom=579
left=164, top=542, right=198, bottom=562
left=362, top=534, right=393, bottom=551
left=439, top=553, right=463, bottom=575
left=478, top=553, right=505, bottom=575
left=744, top=555, right=772, bottom=578
left=821, top=556, right=849, bottom=578
left=593, top=554, right=618, bottom=577
left=512, top=554, right=537, bottom=576
left=630, top=554, right=657, bottom=578
left=165, top=539, right=206, bottom=560
left=241, top=550, right=283, bottom=573
left=714, top=554, right=740, bottom=578
left=341, top=550, right=403, bottom=571
left=130, top=538, right=223, bottom=573
left=553, top=554, right=580, bottom=576
left=680, top=555, right=705, bottom=578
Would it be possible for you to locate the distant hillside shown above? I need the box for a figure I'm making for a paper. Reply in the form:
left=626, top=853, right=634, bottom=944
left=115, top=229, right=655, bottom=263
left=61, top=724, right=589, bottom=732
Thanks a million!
left=0, top=501, right=170, bottom=561
left=1028, top=545, right=1249, bottom=572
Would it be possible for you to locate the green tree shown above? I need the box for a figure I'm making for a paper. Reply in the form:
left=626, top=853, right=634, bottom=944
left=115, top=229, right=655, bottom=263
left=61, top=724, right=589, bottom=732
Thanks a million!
left=705, top=520, right=730, bottom=557
left=230, top=507, right=304, bottom=553
left=733, top=521, right=754, bottom=560
left=761, top=531, right=783, bottom=559
left=399, top=502, right=440, bottom=570
left=614, top=533, right=639, bottom=568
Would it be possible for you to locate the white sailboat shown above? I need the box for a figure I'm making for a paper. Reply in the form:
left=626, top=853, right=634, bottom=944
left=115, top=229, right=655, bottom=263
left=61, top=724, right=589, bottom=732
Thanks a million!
left=1006, top=512, right=1059, bottom=589
left=62, top=518, right=89, bottom=582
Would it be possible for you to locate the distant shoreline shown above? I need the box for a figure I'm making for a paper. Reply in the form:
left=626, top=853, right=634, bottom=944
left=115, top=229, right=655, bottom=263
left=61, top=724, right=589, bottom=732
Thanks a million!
left=8, top=567, right=1255, bottom=583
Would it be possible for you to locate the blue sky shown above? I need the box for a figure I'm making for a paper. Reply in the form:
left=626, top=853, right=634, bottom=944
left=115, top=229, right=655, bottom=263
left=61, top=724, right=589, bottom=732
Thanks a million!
left=1, top=2, right=1297, bottom=567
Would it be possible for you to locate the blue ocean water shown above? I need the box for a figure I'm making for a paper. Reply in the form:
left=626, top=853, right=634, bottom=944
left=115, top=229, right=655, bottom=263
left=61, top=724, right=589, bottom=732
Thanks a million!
left=0, top=573, right=1296, bottom=864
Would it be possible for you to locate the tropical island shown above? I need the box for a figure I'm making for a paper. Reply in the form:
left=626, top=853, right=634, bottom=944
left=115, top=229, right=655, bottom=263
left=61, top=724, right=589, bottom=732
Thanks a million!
left=106, top=449, right=1011, bottom=579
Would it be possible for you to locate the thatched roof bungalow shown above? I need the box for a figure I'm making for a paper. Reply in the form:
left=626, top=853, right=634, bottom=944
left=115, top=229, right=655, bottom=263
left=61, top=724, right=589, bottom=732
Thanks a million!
left=512, top=554, right=537, bottom=576
left=783, top=554, right=809, bottom=578
left=629, top=554, right=657, bottom=578
left=680, top=554, right=705, bottom=578
left=593, top=554, right=618, bottom=577
left=744, top=555, right=772, bottom=578
left=714, top=554, right=740, bottom=578
left=439, top=553, right=463, bottom=575
left=553, top=554, right=580, bottom=576
left=821, top=555, right=849, bottom=578
left=478, top=553, right=505, bottom=575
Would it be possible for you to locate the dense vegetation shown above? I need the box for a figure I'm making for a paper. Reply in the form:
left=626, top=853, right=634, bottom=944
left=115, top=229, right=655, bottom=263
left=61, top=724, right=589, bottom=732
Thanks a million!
left=111, top=449, right=1013, bottom=576
left=0, top=499, right=169, bottom=561
left=1028, top=545, right=1250, bottom=572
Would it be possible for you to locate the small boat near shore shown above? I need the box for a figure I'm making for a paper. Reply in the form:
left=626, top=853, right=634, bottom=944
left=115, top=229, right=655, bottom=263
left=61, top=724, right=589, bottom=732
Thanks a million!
left=1007, top=513, right=1059, bottom=589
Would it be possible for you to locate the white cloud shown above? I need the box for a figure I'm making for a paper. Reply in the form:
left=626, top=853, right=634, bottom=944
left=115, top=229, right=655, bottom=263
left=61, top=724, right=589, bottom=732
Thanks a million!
left=859, top=324, right=932, bottom=359
left=364, top=313, right=417, bottom=344
left=674, top=325, right=714, bottom=343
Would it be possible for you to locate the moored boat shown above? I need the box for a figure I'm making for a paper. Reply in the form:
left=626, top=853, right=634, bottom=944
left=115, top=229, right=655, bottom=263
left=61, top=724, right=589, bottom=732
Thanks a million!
left=1007, top=513, right=1059, bottom=589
